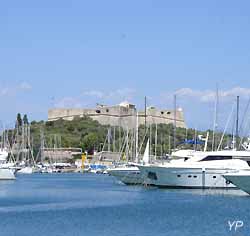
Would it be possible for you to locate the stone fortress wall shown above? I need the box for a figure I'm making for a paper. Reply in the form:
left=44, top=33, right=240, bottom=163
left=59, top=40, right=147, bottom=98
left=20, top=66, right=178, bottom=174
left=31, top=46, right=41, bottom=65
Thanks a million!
left=48, top=102, right=187, bottom=129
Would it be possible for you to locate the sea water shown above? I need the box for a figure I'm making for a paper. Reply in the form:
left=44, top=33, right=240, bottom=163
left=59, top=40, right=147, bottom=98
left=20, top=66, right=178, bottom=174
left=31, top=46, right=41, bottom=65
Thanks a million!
left=0, top=173, right=250, bottom=236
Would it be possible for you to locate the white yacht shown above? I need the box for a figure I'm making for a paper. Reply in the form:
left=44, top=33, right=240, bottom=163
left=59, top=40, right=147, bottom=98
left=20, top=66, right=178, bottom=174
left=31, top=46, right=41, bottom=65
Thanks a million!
left=107, top=140, right=150, bottom=185
left=107, top=164, right=143, bottom=185
left=0, top=168, right=16, bottom=180
left=0, top=148, right=8, bottom=162
left=0, top=149, right=15, bottom=180
left=223, top=171, right=250, bottom=194
left=17, top=166, right=34, bottom=174
left=138, top=150, right=250, bottom=189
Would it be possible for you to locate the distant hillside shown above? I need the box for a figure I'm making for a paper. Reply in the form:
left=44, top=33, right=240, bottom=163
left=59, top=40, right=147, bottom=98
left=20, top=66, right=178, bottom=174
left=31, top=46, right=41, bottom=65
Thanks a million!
left=6, top=115, right=236, bottom=159
left=30, top=116, right=233, bottom=156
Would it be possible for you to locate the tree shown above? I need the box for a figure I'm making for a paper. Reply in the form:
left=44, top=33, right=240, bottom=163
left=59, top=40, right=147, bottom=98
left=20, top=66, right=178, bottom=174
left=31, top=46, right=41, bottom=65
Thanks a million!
left=81, top=133, right=99, bottom=153
left=23, top=114, right=29, bottom=125
left=16, top=113, right=22, bottom=127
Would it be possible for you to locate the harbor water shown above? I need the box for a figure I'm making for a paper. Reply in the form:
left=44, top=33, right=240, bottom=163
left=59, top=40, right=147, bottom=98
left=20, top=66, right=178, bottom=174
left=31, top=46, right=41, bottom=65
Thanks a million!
left=0, top=173, right=250, bottom=236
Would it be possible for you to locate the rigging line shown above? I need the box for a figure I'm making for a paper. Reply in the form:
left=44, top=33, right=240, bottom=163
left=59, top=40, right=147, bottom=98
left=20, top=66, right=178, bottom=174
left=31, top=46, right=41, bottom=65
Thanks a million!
left=239, top=96, right=250, bottom=135
left=137, top=126, right=149, bottom=161
left=238, top=96, right=250, bottom=148
left=217, top=104, right=235, bottom=151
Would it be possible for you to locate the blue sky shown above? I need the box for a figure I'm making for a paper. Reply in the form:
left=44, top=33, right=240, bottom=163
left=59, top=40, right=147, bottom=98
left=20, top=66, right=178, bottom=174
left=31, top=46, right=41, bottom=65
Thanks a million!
left=1, top=0, right=250, bottom=131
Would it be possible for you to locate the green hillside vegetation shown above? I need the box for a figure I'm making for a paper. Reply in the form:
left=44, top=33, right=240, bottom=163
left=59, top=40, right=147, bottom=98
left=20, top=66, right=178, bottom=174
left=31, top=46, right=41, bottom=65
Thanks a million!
left=6, top=114, right=237, bottom=160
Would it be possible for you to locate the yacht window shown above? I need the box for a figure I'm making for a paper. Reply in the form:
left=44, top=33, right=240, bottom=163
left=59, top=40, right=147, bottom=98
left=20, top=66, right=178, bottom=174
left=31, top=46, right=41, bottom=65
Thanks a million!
left=147, top=172, right=158, bottom=180
left=177, top=175, right=181, bottom=178
left=188, top=175, right=192, bottom=178
left=200, top=156, right=232, bottom=161
left=213, top=176, right=216, bottom=179
left=193, top=176, right=197, bottom=178
left=133, top=172, right=140, bottom=175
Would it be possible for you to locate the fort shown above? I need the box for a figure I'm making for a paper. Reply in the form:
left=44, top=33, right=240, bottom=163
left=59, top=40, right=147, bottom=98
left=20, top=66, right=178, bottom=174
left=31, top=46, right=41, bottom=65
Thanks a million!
left=48, top=102, right=187, bottom=129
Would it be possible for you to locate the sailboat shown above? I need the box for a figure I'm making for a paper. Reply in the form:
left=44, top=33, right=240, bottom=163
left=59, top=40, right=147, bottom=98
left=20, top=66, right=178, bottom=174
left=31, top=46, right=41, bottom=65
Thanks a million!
left=107, top=139, right=150, bottom=185
left=0, top=148, right=16, bottom=180
left=17, top=165, right=34, bottom=174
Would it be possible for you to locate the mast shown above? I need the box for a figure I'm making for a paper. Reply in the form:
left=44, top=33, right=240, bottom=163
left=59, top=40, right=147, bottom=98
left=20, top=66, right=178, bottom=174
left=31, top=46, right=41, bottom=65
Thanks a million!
left=194, top=128, right=197, bottom=151
left=40, top=127, right=45, bottom=163
left=2, top=124, right=5, bottom=149
left=236, top=96, right=240, bottom=150
left=108, top=128, right=111, bottom=152
left=204, top=132, right=209, bottom=152
left=135, top=112, right=139, bottom=162
left=155, top=123, right=158, bottom=159
left=126, top=126, right=129, bottom=161
left=212, top=85, right=219, bottom=151
left=149, top=123, right=152, bottom=163
left=168, top=134, right=171, bottom=154
left=113, top=127, right=116, bottom=152
left=118, top=105, right=121, bottom=151
left=173, top=94, right=177, bottom=150
left=144, top=96, right=147, bottom=128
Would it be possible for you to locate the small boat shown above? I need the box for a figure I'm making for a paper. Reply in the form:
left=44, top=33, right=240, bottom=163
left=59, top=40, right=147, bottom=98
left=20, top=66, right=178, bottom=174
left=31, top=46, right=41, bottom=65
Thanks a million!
left=0, top=149, right=16, bottom=180
left=0, top=149, right=8, bottom=162
left=107, top=139, right=150, bottom=185
left=223, top=171, right=250, bottom=194
left=0, top=168, right=15, bottom=180
left=17, top=166, right=33, bottom=174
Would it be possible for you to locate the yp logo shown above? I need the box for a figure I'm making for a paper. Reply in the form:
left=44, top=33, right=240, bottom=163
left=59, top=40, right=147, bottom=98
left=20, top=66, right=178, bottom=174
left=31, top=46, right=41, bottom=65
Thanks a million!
left=228, top=220, right=244, bottom=232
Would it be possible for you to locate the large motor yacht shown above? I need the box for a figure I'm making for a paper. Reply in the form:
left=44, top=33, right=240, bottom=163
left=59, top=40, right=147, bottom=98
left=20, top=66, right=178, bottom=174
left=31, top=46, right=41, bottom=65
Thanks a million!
left=138, top=150, right=250, bottom=189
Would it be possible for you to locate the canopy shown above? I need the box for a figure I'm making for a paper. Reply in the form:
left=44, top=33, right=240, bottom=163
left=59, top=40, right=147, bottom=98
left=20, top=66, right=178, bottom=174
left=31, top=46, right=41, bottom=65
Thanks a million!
left=179, top=139, right=205, bottom=145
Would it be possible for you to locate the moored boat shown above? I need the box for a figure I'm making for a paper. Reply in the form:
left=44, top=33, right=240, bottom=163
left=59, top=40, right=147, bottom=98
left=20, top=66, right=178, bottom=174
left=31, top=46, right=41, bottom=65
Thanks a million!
left=0, top=168, right=15, bottom=180
left=17, top=166, right=33, bottom=174
left=223, top=171, right=250, bottom=194
left=107, top=139, right=150, bottom=185
left=0, top=149, right=16, bottom=180
left=139, top=150, right=250, bottom=189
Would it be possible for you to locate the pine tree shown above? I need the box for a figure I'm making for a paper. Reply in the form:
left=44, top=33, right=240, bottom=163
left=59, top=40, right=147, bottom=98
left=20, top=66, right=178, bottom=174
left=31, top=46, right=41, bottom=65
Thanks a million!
left=23, top=114, right=29, bottom=125
left=16, top=113, right=22, bottom=127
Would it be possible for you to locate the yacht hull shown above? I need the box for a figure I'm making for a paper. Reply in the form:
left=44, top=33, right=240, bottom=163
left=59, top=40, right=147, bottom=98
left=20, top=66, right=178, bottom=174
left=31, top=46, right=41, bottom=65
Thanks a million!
left=17, top=167, right=33, bottom=174
left=223, top=172, right=250, bottom=194
left=139, top=165, right=236, bottom=188
left=108, top=167, right=144, bottom=185
left=0, top=169, right=16, bottom=180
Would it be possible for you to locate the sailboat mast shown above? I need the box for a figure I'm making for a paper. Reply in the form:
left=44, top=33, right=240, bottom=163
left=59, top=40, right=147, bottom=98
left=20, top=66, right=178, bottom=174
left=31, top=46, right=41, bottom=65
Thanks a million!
left=126, top=126, right=129, bottom=161
left=113, top=127, right=116, bottom=152
left=236, top=96, right=240, bottom=150
left=155, top=123, right=157, bottom=159
left=173, top=94, right=177, bottom=150
left=212, top=85, right=219, bottom=151
left=108, top=128, right=111, bottom=152
left=149, top=123, right=152, bottom=162
left=144, top=96, right=147, bottom=128
left=135, top=112, right=139, bottom=162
